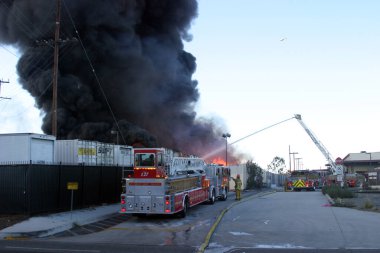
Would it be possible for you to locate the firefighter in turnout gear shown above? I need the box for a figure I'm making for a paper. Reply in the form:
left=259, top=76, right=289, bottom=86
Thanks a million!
left=231, top=174, right=242, bottom=200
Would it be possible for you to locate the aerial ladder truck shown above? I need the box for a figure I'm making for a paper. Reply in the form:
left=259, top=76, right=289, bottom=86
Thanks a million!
left=294, top=114, right=344, bottom=184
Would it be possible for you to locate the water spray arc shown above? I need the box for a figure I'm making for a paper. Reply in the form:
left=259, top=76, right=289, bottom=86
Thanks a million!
left=202, top=116, right=297, bottom=161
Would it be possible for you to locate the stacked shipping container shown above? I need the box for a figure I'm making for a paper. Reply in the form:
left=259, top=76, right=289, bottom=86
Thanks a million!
left=0, top=134, right=133, bottom=167
left=55, top=140, right=133, bottom=166
left=55, top=139, right=97, bottom=165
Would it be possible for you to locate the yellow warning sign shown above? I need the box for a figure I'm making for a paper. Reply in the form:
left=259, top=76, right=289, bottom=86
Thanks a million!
left=67, top=182, right=79, bottom=190
left=293, top=179, right=305, bottom=188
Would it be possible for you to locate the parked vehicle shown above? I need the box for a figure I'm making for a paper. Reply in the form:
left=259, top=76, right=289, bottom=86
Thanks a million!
left=120, top=148, right=218, bottom=217
left=205, top=164, right=230, bottom=202
left=286, top=170, right=319, bottom=191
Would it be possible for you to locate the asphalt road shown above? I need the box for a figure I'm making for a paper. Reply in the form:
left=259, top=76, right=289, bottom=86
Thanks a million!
left=47, top=192, right=240, bottom=247
left=0, top=190, right=247, bottom=253
left=0, top=240, right=195, bottom=253
left=1, top=190, right=380, bottom=253
left=206, top=191, right=380, bottom=253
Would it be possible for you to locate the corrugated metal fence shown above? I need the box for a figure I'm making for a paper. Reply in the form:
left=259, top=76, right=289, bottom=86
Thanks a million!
left=262, top=171, right=287, bottom=188
left=271, top=173, right=287, bottom=187
left=0, top=164, right=128, bottom=214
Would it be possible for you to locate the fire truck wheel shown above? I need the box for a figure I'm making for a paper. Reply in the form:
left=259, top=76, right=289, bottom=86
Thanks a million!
left=209, top=189, right=216, bottom=205
left=220, top=187, right=228, bottom=201
left=179, top=196, right=189, bottom=218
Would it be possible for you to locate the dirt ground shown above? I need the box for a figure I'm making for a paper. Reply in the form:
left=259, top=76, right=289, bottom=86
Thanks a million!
left=0, top=215, right=29, bottom=231
left=337, top=192, right=380, bottom=212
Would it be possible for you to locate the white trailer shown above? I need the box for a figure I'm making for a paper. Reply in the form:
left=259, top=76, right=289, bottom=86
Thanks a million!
left=96, top=142, right=114, bottom=165
left=56, top=140, right=130, bottom=166
left=55, top=139, right=98, bottom=165
left=229, top=164, right=248, bottom=190
left=0, top=133, right=55, bottom=164
left=114, top=145, right=133, bottom=167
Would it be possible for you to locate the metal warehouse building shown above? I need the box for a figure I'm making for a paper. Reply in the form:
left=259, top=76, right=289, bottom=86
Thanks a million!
left=343, top=151, right=380, bottom=174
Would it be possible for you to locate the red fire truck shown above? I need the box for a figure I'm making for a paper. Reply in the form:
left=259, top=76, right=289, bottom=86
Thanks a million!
left=286, top=170, right=319, bottom=191
left=205, top=164, right=230, bottom=201
left=120, top=148, right=216, bottom=217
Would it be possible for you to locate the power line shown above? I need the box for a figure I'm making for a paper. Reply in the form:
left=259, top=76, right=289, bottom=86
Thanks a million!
left=51, top=0, right=62, bottom=137
left=0, top=45, right=18, bottom=57
left=0, top=79, right=11, bottom=100
left=62, top=0, right=126, bottom=145
left=0, top=1, right=77, bottom=126
left=0, top=1, right=55, bottom=41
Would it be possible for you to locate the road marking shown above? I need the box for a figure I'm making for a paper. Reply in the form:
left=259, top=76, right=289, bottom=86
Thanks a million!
left=5, top=246, right=100, bottom=252
left=229, top=231, right=252, bottom=236
left=255, top=244, right=309, bottom=249
left=197, top=190, right=276, bottom=253
left=3, top=236, right=30, bottom=240
left=232, top=216, right=240, bottom=221
left=264, top=220, right=270, bottom=224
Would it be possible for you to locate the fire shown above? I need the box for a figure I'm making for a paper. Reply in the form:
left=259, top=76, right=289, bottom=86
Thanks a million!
left=211, top=157, right=226, bottom=166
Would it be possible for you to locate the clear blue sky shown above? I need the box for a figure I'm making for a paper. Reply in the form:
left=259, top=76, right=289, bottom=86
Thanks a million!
left=184, top=0, right=380, bottom=170
left=1, top=0, right=380, bottom=170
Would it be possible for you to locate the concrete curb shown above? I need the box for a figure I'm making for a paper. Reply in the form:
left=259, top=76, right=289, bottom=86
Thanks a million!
left=1, top=223, right=73, bottom=240
left=325, top=193, right=335, bottom=205
left=0, top=204, right=119, bottom=240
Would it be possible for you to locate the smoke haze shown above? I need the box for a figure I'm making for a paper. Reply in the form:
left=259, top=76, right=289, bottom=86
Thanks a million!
left=0, top=0, right=242, bottom=162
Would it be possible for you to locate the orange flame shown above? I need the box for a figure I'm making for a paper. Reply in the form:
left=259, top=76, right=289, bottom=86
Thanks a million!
left=211, top=157, right=226, bottom=166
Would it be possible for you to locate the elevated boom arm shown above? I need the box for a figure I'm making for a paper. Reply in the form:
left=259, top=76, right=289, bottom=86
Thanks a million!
left=294, top=114, right=338, bottom=174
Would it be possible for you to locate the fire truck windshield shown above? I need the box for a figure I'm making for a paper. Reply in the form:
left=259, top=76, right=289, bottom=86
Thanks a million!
left=135, top=154, right=155, bottom=167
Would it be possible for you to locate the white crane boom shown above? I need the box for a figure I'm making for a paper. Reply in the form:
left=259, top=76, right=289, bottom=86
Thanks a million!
left=294, top=114, right=342, bottom=175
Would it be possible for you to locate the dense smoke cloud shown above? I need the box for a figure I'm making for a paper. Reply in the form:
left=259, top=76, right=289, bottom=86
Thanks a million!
left=0, top=0, right=242, bottom=162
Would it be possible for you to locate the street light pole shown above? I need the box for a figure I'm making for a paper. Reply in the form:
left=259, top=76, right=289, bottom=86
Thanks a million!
left=111, top=130, right=119, bottom=145
left=222, top=133, right=231, bottom=166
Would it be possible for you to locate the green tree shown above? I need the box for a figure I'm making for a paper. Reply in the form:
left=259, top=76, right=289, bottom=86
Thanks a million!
left=267, top=156, right=286, bottom=174
left=246, top=160, right=263, bottom=189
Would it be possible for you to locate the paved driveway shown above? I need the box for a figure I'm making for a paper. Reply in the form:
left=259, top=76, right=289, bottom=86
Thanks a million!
left=206, top=192, right=380, bottom=252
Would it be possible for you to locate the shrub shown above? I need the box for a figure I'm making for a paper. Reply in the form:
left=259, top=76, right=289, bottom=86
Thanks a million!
left=322, top=185, right=354, bottom=199
left=363, top=199, right=374, bottom=209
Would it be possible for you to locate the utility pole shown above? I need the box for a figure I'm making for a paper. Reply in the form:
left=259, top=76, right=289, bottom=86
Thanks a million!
left=295, top=157, right=302, bottom=170
left=0, top=79, right=11, bottom=100
left=51, top=0, right=61, bottom=137
left=290, top=151, right=298, bottom=171
left=289, top=146, right=298, bottom=172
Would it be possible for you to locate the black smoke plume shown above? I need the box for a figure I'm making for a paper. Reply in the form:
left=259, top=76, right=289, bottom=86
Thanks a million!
left=0, top=0, right=242, bottom=162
